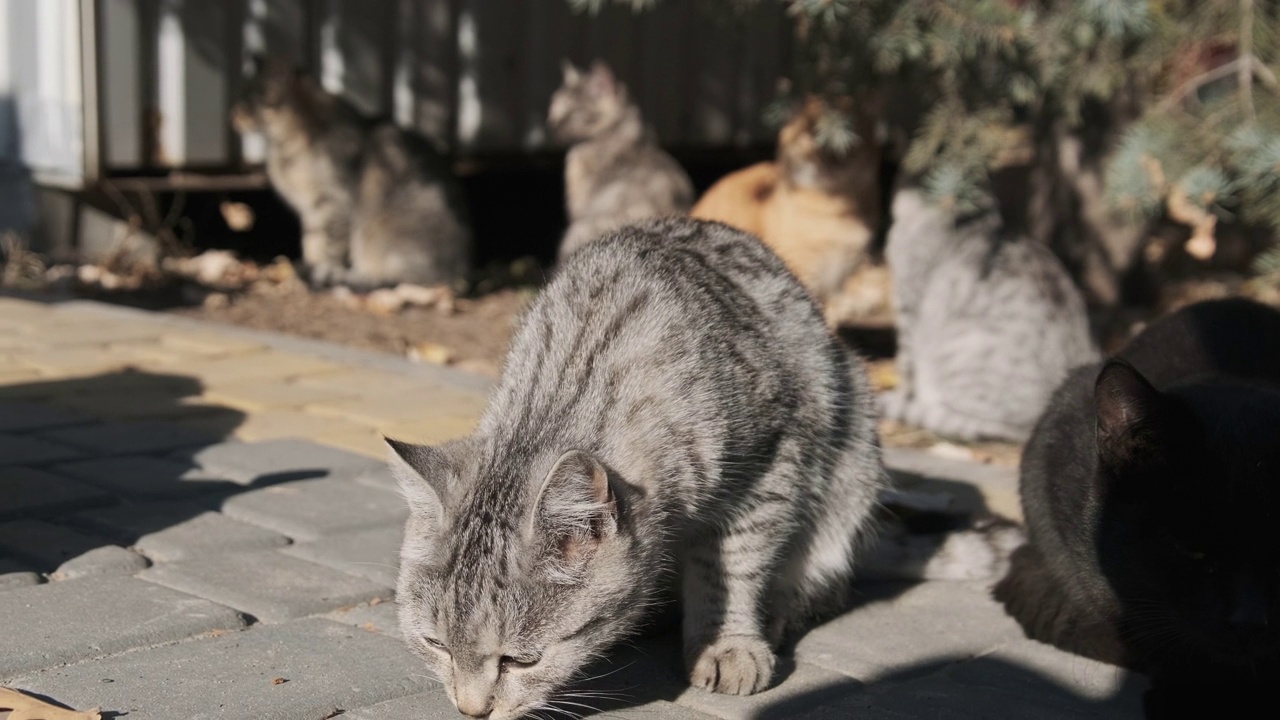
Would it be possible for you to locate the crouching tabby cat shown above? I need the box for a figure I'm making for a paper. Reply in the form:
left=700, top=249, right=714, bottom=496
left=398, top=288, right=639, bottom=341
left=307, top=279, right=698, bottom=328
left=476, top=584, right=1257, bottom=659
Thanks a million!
left=882, top=188, right=1097, bottom=441
left=231, top=55, right=472, bottom=288
left=390, top=218, right=885, bottom=716
left=995, top=298, right=1280, bottom=717
left=548, top=61, right=694, bottom=261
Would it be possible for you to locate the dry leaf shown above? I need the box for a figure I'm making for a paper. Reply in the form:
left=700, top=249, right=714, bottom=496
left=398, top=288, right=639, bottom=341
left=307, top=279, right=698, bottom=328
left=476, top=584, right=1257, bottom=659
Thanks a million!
left=408, top=342, right=454, bottom=365
left=220, top=201, right=256, bottom=232
left=1166, top=183, right=1218, bottom=261
left=271, top=677, right=288, bottom=686
left=0, top=687, right=101, bottom=720
left=866, top=361, right=899, bottom=391
left=364, top=288, right=406, bottom=315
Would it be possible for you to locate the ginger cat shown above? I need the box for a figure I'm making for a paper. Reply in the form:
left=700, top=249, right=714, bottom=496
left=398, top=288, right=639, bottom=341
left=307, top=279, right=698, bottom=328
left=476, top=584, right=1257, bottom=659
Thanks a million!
left=692, top=97, right=882, bottom=318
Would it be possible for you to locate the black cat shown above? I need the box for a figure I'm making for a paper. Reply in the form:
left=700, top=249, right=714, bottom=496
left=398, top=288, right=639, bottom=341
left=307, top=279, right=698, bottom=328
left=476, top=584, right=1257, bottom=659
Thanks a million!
left=994, top=298, right=1280, bottom=716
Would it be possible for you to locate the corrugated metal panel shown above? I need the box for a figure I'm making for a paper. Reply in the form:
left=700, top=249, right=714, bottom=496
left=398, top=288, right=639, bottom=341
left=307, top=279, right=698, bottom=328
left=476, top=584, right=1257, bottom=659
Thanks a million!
left=10, top=0, right=792, bottom=181
left=1, top=0, right=86, bottom=184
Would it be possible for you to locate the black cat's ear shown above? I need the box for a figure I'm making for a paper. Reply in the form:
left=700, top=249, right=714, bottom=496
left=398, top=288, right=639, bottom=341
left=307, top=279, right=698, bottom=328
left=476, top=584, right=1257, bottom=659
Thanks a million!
left=385, top=437, right=454, bottom=521
left=530, top=450, right=618, bottom=571
left=1095, top=360, right=1164, bottom=465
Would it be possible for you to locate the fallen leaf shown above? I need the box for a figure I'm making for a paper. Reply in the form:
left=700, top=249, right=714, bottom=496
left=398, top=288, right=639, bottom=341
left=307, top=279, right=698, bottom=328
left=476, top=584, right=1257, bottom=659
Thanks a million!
left=368, top=597, right=383, bottom=607
left=220, top=201, right=256, bottom=232
left=272, top=677, right=288, bottom=686
left=362, top=622, right=378, bottom=632
left=0, top=687, right=102, bottom=720
left=408, top=342, right=454, bottom=365
left=928, top=441, right=976, bottom=462
left=364, top=288, right=405, bottom=315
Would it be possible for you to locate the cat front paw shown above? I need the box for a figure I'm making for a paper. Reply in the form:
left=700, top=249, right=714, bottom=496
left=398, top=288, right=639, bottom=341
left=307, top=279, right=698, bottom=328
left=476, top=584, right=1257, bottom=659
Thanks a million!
left=687, top=634, right=776, bottom=695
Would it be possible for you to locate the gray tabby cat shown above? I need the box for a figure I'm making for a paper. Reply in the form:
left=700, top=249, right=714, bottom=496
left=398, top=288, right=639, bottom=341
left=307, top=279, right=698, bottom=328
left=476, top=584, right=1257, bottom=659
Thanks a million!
left=547, top=61, right=695, bottom=262
left=882, top=188, right=1098, bottom=441
left=390, top=217, right=884, bottom=718
left=231, top=55, right=471, bottom=289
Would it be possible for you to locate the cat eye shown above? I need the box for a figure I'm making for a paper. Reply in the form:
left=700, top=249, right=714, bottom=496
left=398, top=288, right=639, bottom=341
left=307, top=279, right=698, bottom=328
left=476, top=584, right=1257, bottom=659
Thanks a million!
left=422, top=636, right=448, bottom=652
left=499, top=654, right=541, bottom=672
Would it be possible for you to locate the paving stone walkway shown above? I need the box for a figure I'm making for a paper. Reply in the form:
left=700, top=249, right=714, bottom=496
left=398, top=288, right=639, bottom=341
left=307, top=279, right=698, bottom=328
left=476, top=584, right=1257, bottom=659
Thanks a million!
left=0, top=294, right=1146, bottom=718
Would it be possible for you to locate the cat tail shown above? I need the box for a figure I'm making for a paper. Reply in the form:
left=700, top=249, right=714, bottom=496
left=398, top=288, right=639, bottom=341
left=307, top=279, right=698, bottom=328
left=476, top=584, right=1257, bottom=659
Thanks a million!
left=858, top=488, right=1025, bottom=582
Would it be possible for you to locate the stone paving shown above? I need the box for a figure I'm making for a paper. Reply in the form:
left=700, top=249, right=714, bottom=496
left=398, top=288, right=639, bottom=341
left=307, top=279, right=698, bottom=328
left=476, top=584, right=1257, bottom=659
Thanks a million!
left=0, top=294, right=1146, bottom=718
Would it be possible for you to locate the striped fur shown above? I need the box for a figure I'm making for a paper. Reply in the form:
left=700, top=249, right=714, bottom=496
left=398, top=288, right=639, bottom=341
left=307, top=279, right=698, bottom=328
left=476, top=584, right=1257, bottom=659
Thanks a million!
left=231, top=55, right=472, bottom=289
left=882, top=188, right=1098, bottom=442
left=391, top=218, right=884, bottom=718
left=548, top=61, right=694, bottom=262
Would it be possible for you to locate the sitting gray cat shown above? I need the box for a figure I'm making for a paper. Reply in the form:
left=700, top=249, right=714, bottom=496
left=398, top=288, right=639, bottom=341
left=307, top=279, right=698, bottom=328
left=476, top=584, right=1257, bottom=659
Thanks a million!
left=390, top=217, right=884, bottom=716
left=883, top=188, right=1098, bottom=441
left=548, top=61, right=694, bottom=262
left=232, top=55, right=471, bottom=288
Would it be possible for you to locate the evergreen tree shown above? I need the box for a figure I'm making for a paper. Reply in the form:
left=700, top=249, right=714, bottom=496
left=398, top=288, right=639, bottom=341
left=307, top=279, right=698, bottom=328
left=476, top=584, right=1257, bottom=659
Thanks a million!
left=573, top=0, right=1280, bottom=291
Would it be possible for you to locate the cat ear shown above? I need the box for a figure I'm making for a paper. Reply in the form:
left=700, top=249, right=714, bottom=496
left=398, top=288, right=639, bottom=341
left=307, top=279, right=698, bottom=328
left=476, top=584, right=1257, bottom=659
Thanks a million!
left=530, top=450, right=618, bottom=567
left=585, top=61, right=617, bottom=97
left=1094, top=360, right=1164, bottom=466
left=385, top=437, right=453, bottom=520
left=561, top=59, right=581, bottom=84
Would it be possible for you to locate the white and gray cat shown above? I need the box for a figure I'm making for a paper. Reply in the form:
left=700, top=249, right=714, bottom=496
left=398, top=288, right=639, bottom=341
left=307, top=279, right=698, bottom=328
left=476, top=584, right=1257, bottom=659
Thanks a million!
left=231, top=55, right=472, bottom=289
left=882, top=188, right=1098, bottom=441
left=390, top=218, right=885, bottom=717
left=548, top=61, right=695, bottom=262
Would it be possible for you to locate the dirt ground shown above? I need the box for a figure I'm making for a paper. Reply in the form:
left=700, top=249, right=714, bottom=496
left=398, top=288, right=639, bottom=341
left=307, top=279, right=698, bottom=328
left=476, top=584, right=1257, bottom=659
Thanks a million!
left=156, top=269, right=1025, bottom=468
left=173, top=284, right=531, bottom=378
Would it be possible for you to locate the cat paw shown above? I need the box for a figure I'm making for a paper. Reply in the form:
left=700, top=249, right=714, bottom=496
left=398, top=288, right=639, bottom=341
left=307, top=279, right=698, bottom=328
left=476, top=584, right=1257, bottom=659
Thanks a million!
left=687, top=635, right=776, bottom=695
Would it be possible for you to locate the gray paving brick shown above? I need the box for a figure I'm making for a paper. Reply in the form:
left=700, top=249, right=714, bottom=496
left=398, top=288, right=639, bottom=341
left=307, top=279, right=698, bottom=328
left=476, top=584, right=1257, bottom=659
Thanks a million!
left=354, top=463, right=398, bottom=492
left=326, top=598, right=402, bottom=639
left=795, top=581, right=1025, bottom=681
left=282, top=525, right=402, bottom=587
left=214, top=476, right=408, bottom=541
left=41, top=421, right=219, bottom=456
left=177, top=438, right=381, bottom=484
left=675, top=662, right=859, bottom=720
left=0, top=466, right=114, bottom=521
left=0, top=557, right=40, bottom=591
left=0, top=402, right=92, bottom=432
left=344, top=692, right=473, bottom=720
left=949, top=639, right=1145, bottom=707
left=76, top=501, right=291, bottom=562
left=0, top=520, right=149, bottom=580
left=52, top=456, right=236, bottom=499
left=5, top=618, right=429, bottom=720
left=0, top=434, right=84, bottom=465
left=140, top=549, right=390, bottom=622
left=859, top=669, right=1134, bottom=720
left=0, top=575, right=246, bottom=678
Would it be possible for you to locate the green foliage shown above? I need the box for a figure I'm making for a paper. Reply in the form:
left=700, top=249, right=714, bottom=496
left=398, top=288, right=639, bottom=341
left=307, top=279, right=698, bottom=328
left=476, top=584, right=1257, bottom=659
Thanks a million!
left=577, top=0, right=1280, bottom=243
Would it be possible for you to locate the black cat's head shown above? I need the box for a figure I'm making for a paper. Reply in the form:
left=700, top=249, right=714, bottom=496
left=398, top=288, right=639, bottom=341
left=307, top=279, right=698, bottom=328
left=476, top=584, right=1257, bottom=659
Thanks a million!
left=1093, top=360, right=1280, bottom=663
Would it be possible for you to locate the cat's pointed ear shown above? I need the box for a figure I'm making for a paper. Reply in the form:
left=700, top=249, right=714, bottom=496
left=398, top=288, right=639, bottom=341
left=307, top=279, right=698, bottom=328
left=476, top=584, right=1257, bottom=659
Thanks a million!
left=585, top=61, right=617, bottom=97
left=561, top=59, right=581, bottom=84
left=530, top=450, right=618, bottom=568
left=1095, top=360, right=1164, bottom=466
left=385, top=437, right=453, bottom=520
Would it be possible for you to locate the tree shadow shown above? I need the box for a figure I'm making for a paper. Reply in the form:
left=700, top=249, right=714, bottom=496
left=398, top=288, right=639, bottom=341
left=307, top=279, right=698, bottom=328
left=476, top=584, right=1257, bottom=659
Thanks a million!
left=0, top=368, right=343, bottom=579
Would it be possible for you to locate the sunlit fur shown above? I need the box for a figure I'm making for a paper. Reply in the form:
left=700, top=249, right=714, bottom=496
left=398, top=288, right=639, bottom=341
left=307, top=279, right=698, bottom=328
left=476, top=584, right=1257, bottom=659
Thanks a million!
left=546, top=61, right=694, bottom=262
left=882, top=188, right=1098, bottom=441
left=392, top=218, right=885, bottom=718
